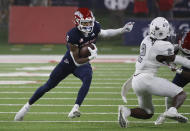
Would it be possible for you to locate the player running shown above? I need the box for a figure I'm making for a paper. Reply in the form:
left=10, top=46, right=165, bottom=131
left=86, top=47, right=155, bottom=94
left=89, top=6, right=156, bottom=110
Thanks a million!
left=118, top=17, right=189, bottom=128
left=14, top=8, right=134, bottom=121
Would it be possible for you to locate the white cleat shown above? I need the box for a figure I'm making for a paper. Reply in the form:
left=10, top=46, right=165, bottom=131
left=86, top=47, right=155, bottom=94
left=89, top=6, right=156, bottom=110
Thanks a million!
left=68, top=109, right=81, bottom=119
left=14, top=102, right=31, bottom=121
left=68, top=104, right=81, bottom=119
left=155, top=113, right=166, bottom=125
left=155, top=107, right=188, bottom=125
left=164, top=107, right=188, bottom=123
left=118, top=105, right=130, bottom=128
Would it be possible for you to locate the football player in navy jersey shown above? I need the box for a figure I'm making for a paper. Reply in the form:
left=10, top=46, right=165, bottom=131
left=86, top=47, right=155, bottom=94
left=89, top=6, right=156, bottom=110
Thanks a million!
left=14, top=8, right=134, bottom=121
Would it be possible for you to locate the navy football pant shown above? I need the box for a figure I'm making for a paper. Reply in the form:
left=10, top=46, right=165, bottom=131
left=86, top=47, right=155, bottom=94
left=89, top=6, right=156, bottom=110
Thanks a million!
left=29, top=57, right=92, bottom=106
left=172, top=73, right=190, bottom=87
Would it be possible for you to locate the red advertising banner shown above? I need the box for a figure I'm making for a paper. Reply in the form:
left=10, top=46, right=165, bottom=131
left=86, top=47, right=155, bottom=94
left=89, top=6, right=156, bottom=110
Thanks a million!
left=9, top=6, right=77, bottom=44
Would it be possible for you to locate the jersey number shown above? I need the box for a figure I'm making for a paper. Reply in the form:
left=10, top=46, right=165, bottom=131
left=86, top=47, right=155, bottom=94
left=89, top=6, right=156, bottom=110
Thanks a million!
left=138, top=43, right=146, bottom=63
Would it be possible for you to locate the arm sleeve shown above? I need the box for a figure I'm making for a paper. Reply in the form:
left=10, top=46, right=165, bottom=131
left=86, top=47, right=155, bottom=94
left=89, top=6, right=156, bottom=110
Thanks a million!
left=99, top=28, right=123, bottom=38
left=174, top=55, right=190, bottom=69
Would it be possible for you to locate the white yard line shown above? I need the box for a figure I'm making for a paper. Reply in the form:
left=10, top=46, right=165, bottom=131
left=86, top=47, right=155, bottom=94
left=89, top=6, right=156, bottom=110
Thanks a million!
left=0, top=91, right=131, bottom=94
left=1, top=97, right=190, bottom=101
left=0, top=72, right=131, bottom=77
left=0, top=55, right=138, bottom=63
left=15, top=66, right=135, bottom=71
left=0, top=81, right=37, bottom=84
left=0, top=120, right=187, bottom=124
left=0, top=112, right=190, bottom=115
left=0, top=86, right=119, bottom=89
left=0, top=104, right=190, bottom=107
left=0, top=91, right=190, bottom=95
left=0, top=81, right=124, bottom=85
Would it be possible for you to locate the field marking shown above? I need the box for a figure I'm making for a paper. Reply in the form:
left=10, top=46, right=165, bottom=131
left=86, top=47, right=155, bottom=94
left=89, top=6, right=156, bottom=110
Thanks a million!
left=1, top=97, right=190, bottom=101
left=15, top=66, right=135, bottom=71
left=0, top=81, right=37, bottom=84
left=0, top=86, right=120, bottom=89
left=0, top=104, right=190, bottom=107
left=0, top=55, right=138, bottom=63
left=0, top=91, right=190, bottom=95
left=0, top=91, right=127, bottom=94
left=0, top=112, right=190, bottom=115
left=0, top=73, right=178, bottom=78
left=0, top=72, right=132, bottom=77
left=0, top=81, right=124, bottom=85
left=0, top=120, right=188, bottom=124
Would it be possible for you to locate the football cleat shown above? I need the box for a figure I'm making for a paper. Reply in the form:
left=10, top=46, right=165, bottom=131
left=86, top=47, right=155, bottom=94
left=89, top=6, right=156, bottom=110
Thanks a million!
left=14, top=102, right=30, bottom=121
left=68, top=104, right=81, bottom=119
left=155, top=113, right=166, bottom=125
left=118, top=105, right=130, bottom=128
left=68, top=109, right=81, bottom=119
left=155, top=107, right=188, bottom=125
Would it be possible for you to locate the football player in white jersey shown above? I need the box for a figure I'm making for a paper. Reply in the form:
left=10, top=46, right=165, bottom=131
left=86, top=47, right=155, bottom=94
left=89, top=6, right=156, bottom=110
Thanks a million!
left=118, top=17, right=189, bottom=128
left=155, top=30, right=190, bottom=125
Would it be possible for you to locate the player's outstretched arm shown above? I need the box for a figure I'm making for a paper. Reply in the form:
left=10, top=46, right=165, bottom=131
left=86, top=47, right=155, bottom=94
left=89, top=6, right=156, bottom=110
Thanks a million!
left=99, top=22, right=134, bottom=38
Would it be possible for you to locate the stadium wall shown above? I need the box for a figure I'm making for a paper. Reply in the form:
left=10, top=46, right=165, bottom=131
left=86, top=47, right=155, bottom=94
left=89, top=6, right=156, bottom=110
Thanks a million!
left=9, top=6, right=77, bottom=44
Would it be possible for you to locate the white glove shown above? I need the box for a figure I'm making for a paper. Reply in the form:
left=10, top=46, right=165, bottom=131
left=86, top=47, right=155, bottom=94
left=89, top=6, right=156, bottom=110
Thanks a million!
left=176, top=68, right=183, bottom=74
left=88, top=43, right=98, bottom=60
left=121, top=22, right=135, bottom=33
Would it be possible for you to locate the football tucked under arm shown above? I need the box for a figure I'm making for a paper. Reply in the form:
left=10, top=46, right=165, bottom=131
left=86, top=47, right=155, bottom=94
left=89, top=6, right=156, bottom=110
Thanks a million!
left=79, top=44, right=95, bottom=58
left=79, top=43, right=98, bottom=60
left=69, top=43, right=89, bottom=66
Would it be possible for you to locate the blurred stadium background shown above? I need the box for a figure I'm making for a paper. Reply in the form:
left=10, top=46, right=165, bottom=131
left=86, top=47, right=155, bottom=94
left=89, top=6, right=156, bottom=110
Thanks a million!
left=0, top=0, right=190, bottom=131
left=0, top=0, right=189, bottom=54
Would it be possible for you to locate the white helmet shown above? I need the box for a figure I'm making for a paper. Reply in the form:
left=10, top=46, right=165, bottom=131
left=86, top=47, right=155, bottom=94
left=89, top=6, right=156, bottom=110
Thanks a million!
left=149, top=17, right=170, bottom=40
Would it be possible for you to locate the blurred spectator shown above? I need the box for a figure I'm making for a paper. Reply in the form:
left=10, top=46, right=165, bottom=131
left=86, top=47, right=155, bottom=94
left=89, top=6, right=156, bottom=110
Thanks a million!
left=104, top=0, right=131, bottom=27
left=51, top=0, right=78, bottom=6
left=13, top=0, right=31, bottom=5
left=0, top=0, right=14, bottom=24
left=133, top=0, right=149, bottom=18
left=155, top=0, right=182, bottom=19
left=30, top=0, right=51, bottom=6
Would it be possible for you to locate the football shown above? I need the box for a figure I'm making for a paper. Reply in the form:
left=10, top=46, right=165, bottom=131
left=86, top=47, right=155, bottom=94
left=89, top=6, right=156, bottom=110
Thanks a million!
left=79, top=44, right=95, bottom=58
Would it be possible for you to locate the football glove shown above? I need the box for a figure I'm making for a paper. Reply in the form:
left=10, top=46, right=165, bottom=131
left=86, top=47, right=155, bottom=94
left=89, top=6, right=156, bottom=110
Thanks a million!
left=121, top=22, right=135, bottom=33
left=88, top=43, right=98, bottom=60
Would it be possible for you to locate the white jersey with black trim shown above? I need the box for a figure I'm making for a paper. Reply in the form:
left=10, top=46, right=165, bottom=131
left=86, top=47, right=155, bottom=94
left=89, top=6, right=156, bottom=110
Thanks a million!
left=135, top=35, right=174, bottom=75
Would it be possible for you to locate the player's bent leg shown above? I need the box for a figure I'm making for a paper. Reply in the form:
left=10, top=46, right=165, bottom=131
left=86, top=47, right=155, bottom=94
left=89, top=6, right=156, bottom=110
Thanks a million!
left=155, top=107, right=188, bottom=125
left=14, top=102, right=31, bottom=121
left=130, top=108, right=153, bottom=119
left=164, top=107, right=188, bottom=123
left=118, top=106, right=153, bottom=128
left=69, top=64, right=92, bottom=118
left=155, top=91, right=187, bottom=125
left=172, top=91, right=187, bottom=109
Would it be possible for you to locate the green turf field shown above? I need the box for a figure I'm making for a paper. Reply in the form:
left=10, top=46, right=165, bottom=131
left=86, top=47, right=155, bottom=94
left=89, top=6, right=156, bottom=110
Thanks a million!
left=0, top=62, right=189, bottom=131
